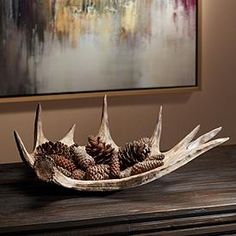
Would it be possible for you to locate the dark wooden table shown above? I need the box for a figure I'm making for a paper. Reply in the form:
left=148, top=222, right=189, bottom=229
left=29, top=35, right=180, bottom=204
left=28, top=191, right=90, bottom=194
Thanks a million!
left=1, top=145, right=236, bottom=235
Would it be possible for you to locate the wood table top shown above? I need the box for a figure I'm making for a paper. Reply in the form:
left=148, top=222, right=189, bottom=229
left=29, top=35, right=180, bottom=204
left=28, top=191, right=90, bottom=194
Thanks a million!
left=1, top=145, right=236, bottom=235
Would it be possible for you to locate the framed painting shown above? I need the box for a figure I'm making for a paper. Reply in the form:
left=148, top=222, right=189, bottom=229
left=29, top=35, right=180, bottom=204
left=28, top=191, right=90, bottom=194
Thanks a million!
left=0, top=0, right=200, bottom=102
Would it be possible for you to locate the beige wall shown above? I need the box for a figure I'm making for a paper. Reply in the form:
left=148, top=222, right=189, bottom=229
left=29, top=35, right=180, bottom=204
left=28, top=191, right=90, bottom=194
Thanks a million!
left=1, top=0, right=236, bottom=164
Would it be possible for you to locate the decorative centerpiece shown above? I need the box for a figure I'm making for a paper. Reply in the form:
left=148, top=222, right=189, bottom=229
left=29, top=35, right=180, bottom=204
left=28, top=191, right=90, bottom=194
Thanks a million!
left=14, top=96, right=229, bottom=191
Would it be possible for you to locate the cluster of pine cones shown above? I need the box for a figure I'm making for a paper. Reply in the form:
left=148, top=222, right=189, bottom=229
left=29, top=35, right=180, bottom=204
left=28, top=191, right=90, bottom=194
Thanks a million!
left=34, top=136, right=165, bottom=181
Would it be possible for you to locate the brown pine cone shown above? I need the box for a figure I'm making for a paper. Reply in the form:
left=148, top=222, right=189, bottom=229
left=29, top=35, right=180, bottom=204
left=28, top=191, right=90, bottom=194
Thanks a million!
left=85, top=164, right=110, bottom=180
left=85, top=136, right=114, bottom=164
left=72, top=169, right=86, bottom=180
left=131, top=160, right=164, bottom=176
left=36, top=141, right=54, bottom=155
left=119, top=139, right=150, bottom=170
left=110, top=153, right=120, bottom=179
left=78, top=156, right=95, bottom=171
left=36, top=141, right=71, bottom=158
left=53, top=142, right=70, bottom=157
left=72, top=146, right=95, bottom=170
left=56, top=166, right=73, bottom=177
left=52, top=154, right=77, bottom=173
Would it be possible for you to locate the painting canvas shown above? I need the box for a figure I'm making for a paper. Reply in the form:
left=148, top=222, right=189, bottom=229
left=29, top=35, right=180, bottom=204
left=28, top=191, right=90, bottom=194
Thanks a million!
left=0, top=0, right=197, bottom=99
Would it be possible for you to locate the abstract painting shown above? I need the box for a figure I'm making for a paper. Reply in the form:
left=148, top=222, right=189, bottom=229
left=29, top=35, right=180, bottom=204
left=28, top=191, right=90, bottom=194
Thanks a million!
left=0, top=0, right=197, bottom=99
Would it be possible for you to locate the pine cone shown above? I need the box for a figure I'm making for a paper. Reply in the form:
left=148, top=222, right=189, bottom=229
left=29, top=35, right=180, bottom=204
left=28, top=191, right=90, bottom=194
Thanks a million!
left=53, top=142, right=70, bottom=157
left=119, top=139, right=150, bottom=170
left=110, top=153, right=120, bottom=179
left=131, top=160, right=164, bottom=176
left=69, top=143, right=79, bottom=160
left=78, top=156, right=95, bottom=171
left=36, top=141, right=70, bottom=158
left=56, top=166, right=72, bottom=177
left=139, top=137, right=151, bottom=146
left=119, top=167, right=132, bottom=179
left=85, top=136, right=114, bottom=164
left=52, top=154, right=77, bottom=173
left=72, top=169, right=86, bottom=180
left=85, top=164, right=110, bottom=180
left=72, top=146, right=95, bottom=170
left=36, top=141, right=54, bottom=155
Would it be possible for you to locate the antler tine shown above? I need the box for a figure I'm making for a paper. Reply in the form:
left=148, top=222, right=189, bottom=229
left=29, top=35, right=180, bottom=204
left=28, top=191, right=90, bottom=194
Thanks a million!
left=164, top=137, right=229, bottom=169
left=33, top=104, right=48, bottom=151
left=188, top=127, right=223, bottom=150
left=14, top=131, right=34, bottom=167
left=102, top=94, right=108, bottom=122
left=150, top=106, right=163, bottom=155
left=59, top=124, right=76, bottom=146
left=97, top=95, right=119, bottom=150
left=97, top=95, right=108, bottom=138
left=164, top=125, right=200, bottom=158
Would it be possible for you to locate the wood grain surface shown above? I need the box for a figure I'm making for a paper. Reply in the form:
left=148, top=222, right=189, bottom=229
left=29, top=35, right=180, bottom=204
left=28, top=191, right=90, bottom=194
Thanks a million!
left=1, top=145, right=236, bottom=235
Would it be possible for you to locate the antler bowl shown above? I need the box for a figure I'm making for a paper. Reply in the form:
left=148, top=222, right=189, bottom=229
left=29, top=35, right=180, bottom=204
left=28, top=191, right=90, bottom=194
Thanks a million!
left=14, top=96, right=229, bottom=191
